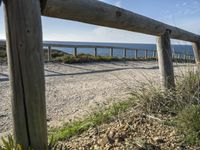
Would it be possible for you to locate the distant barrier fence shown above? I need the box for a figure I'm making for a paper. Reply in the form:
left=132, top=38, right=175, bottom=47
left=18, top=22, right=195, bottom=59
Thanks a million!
left=0, top=41, right=195, bottom=62
left=43, top=44, right=195, bottom=62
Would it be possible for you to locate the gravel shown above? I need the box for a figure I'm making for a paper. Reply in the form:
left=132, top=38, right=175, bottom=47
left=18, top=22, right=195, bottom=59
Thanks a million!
left=0, top=61, right=196, bottom=137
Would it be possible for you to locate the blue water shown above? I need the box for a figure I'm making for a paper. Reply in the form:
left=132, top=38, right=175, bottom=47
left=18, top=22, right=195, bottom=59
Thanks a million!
left=44, top=41, right=194, bottom=58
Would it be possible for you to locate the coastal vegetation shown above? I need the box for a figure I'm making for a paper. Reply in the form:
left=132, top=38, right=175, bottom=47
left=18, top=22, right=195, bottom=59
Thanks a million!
left=47, top=49, right=157, bottom=63
left=0, top=48, right=194, bottom=64
left=2, top=69, right=200, bottom=149
left=0, top=48, right=7, bottom=62
left=48, top=70, right=200, bottom=149
left=46, top=49, right=195, bottom=64
left=0, top=47, right=197, bottom=149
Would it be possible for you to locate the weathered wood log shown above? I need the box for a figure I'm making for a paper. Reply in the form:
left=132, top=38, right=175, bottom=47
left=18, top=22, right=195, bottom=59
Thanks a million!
left=157, top=30, right=175, bottom=89
left=145, top=50, right=148, bottom=59
left=48, top=46, right=51, bottom=61
left=41, top=0, right=199, bottom=42
left=94, top=47, right=97, bottom=57
left=192, top=41, right=200, bottom=64
left=73, top=47, right=77, bottom=57
left=4, top=0, right=48, bottom=149
left=135, top=49, right=138, bottom=59
left=123, top=49, right=127, bottom=58
left=153, top=50, right=156, bottom=58
left=110, top=48, right=113, bottom=57
left=184, top=55, right=187, bottom=61
left=178, top=53, right=181, bottom=60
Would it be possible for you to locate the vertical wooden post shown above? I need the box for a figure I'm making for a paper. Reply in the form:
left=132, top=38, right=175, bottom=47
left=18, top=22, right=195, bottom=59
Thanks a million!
left=191, top=55, right=193, bottom=61
left=73, top=47, right=77, bottom=57
left=123, top=48, right=127, bottom=58
left=110, top=48, right=113, bottom=57
left=94, top=47, right=97, bottom=57
left=153, top=50, right=156, bottom=58
left=190, top=55, right=192, bottom=61
left=178, top=53, right=181, bottom=60
left=156, top=30, right=175, bottom=89
left=172, top=53, right=174, bottom=59
left=175, top=54, right=177, bottom=60
left=192, top=41, right=200, bottom=65
left=184, top=51, right=187, bottom=62
left=177, top=53, right=179, bottom=60
left=188, top=55, right=190, bottom=61
left=4, top=0, right=48, bottom=149
left=145, top=50, right=148, bottom=59
left=135, top=49, right=138, bottom=59
left=48, top=46, right=51, bottom=61
left=186, top=54, right=189, bottom=62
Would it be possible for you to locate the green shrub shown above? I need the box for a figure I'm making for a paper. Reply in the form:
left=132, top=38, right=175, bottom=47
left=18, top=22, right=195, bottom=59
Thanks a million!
left=132, top=85, right=179, bottom=114
left=177, top=105, right=200, bottom=145
left=0, top=135, right=22, bottom=150
left=0, top=135, right=66, bottom=150
left=49, top=101, right=133, bottom=142
left=176, top=70, right=200, bottom=105
left=134, top=70, right=200, bottom=115
left=0, top=51, right=6, bottom=58
left=54, top=54, right=121, bottom=64
left=51, top=52, right=65, bottom=58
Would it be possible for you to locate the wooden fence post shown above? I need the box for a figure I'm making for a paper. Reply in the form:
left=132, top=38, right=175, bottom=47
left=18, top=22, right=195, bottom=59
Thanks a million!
left=156, top=30, right=175, bottom=89
left=110, top=48, right=113, bottom=57
left=153, top=50, right=156, bottom=58
left=4, top=0, right=48, bottom=149
left=188, top=55, right=190, bottom=61
left=94, top=47, right=97, bottom=57
left=183, top=52, right=187, bottom=62
left=178, top=53, right=181, bottom=60
left=48, top=46, right=51, bottom=61
left=175, top=53, right=178, bottom=60
left=135, top=49, right=138, bottom=59
left=192, top=41, right=200, bottom=65
left=123, top=49, right=127, bottom=58
left=73, top=47, right=77, bottom=57
left=145, top=50, right=148, bottom=59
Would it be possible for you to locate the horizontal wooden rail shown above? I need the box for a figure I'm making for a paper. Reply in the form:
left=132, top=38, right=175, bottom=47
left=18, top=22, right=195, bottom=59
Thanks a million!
left=41, top=0, right=200, bottom=42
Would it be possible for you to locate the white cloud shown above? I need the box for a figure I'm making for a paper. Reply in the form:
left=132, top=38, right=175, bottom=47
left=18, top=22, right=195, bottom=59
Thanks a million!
left=182, top=2, right=187, bottom=6
left=98, top=0, right=122, bottom=7
left=43, top=25, right=157, bottom=44
left=80, top=26, right=154, bottom=43
left=0, top=34, right=5, bottom=39
left=114, top=1, right=122, bottom=7
left=99, top=0, right=108, bottom=2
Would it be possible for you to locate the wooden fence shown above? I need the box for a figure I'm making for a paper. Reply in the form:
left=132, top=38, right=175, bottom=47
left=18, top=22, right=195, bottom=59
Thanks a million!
left=0, top=40, right=195, bottom=61
left=1, top=0, right=200, bottom=149
left=43, top=44, right=194, bottom=62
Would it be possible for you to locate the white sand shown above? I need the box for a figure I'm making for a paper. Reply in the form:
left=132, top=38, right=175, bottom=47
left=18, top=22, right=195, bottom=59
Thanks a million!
left=0, top=61, right=196, bottom=137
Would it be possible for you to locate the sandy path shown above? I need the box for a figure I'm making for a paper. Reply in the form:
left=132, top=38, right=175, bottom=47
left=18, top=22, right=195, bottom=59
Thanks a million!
left=0, top=61, right=196, bottom=137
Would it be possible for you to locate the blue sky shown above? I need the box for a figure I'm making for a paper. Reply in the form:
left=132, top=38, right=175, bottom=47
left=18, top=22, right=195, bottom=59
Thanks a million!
left=0, top=0, right=199, bottom=44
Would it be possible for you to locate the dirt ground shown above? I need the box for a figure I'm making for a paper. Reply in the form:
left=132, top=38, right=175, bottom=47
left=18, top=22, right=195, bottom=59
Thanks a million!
left=0, top=61, right=196, bottom=138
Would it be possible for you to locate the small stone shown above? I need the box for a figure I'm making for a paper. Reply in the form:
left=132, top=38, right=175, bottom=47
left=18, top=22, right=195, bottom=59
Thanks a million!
left=142, top=143, right=161, bottom=150
left=153, top=137, right=165, bottom=144
left=98, top=136, right=109, bottom=146
left=108, top=128, right=116, bottom=139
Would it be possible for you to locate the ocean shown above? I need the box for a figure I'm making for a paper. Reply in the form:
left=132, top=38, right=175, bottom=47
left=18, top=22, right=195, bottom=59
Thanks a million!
left=45, top=41, right=194, bottom=58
